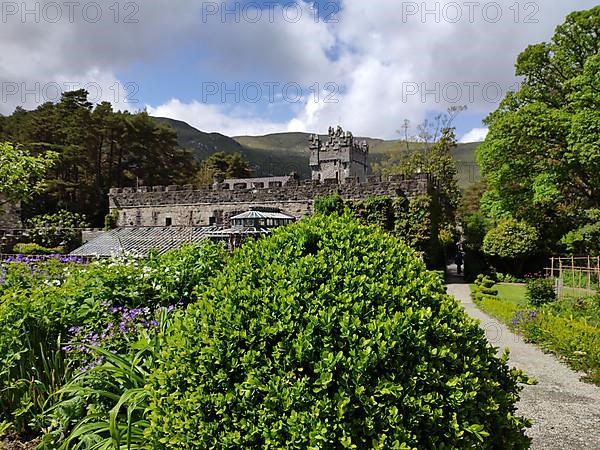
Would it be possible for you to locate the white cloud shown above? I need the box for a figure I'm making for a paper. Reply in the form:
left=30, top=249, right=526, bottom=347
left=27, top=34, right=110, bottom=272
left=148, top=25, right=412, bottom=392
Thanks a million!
left=460, top=127, right=489, bottom=143
left=146, top=99, right=286, bottom=137
left=1, top=0, right=599, bottom=138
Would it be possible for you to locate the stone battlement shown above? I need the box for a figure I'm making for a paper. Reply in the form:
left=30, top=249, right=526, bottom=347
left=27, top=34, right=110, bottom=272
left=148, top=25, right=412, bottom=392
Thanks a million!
left=309, top=125, right=369, bottom=182
left=109, top=173, right=435, bottom=209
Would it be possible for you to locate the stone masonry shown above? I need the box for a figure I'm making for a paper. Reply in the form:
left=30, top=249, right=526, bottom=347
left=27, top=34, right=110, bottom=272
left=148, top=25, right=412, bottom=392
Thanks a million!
left=0, top=199, right=22, bottom=229
left=109, top=173, right=435, bottom=227
left=309, top=125, right=369, bottom=182
left=109, top=127, right=435, bottom=228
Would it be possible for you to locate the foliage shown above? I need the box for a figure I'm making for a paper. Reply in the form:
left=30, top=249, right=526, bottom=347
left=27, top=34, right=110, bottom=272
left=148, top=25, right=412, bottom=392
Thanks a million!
left=0, top=242, right=226, bottom=437
left=375, top=119, right=462, bottom=230
left=348, top=196, right=395, bottom=231
left=0, top=90, right=198, bottom=226
left=526, top=277, right=557, bottom=307
left=496, top=273, right=525, bottom=284
left=560, top=209, right=600, bottom=256
left=104, top=211, right=119, bottom=230
left=196, top=151, right=253, bottom=184
left=482, top=219, right=539, bottom=260
left=473, top=284, right=600, bottom=385
left=478, top=6, right=600, bottom=254
left=314, top=193, right=344, bottom=215
left=459, top=181, right=487, bottom=219
left=12, top=243, right=64, bottom=255
left=314, top=194, right=445, bottom=267
left=24, top=209, right=89, bottom=250
left=472, top=275, right=499, bottom=302
left=393, top=195, right=435, bottom=250
left=148, top=215, right=530, bottom=449
left=462, top=212, right=489, bottom=253
left=0, top=142, right=57, bottom=206
left=41, top=308, right=175, bottom=450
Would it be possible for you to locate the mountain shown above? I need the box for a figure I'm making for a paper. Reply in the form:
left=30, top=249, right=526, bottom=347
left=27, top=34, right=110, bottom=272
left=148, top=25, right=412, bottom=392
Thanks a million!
left=152, top=117, right=481, bottom=187
left=235, top=132, right=481, bottom=187
left=152, top=117, right=245, bottom=158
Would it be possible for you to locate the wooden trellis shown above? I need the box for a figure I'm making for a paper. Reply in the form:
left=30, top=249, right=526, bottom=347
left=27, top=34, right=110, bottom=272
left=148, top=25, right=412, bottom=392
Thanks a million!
left=545, top=256, right=600, bottom=299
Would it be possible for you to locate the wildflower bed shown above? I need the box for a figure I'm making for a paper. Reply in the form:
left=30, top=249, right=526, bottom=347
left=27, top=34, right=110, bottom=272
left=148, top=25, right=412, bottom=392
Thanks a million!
left=0, top=244, right=227, bottom=448
left=470, top=280, right=600, bottom=385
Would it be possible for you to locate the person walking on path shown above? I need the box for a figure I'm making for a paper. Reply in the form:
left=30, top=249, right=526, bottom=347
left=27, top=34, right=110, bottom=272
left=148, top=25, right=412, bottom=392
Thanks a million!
left=454, top=241, right=464, bottom=275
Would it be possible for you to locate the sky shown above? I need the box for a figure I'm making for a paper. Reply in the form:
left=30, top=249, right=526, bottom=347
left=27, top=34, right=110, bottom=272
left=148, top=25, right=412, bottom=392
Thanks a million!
left=1, top=0, right=597, bottom=141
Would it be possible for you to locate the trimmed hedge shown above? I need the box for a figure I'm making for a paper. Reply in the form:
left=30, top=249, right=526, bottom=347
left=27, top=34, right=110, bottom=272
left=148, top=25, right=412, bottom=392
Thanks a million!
left=148, top=215, right=530, bottom=449
left=12, top=242, right=64, bottom=255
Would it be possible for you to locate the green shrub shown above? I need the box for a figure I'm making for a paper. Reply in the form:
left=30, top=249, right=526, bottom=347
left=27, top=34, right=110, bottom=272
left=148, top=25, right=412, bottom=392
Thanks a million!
left=0, top=242, right=227, bottom=437
left=475, top=274, right=496, bottom=290
left=482, top=219, right=540, bottom=275
left=12, top=243, right=64, bottom=255
left=314, top=193, right=344, bottom=215
left=104, top=210, right=119, bottom=230
left=526, top=277, right=557, bottom=307
left=149, top=215, right=530, bottom=449
left=25, top=210, right=89, bottom=250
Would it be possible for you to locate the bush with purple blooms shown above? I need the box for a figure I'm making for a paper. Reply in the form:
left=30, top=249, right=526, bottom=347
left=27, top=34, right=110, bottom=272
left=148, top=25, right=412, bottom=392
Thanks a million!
left=0, top=242, right=227, bottom=441
left=0, top=253, right=86, bottom=292
left=63, top=302, right=180, bottom=371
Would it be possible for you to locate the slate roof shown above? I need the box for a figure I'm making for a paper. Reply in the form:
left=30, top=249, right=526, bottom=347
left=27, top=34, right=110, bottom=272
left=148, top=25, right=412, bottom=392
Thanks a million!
left=70, top=226, right=220, bottom=257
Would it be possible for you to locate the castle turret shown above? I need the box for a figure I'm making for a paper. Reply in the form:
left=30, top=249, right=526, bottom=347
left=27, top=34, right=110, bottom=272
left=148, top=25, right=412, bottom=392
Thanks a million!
left=309, top=126, right=369, bottom=182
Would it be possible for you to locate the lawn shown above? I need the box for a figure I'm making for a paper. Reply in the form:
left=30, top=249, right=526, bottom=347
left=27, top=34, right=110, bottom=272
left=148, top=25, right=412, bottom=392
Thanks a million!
left=494, top=283, right=527, bottom=307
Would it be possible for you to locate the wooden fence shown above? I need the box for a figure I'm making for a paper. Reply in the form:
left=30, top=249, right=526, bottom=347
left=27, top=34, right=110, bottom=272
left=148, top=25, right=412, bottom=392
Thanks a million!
left=545, top=256, right=600, bottom=299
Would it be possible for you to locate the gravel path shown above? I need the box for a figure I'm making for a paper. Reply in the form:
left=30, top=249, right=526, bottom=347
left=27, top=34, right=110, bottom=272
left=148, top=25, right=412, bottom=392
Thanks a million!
left=446, top=280, right=600, bottom=449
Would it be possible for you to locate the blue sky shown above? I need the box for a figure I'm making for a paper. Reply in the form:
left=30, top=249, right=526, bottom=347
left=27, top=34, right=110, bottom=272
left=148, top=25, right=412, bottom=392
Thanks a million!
left=1, top=1, right=598, bottom=140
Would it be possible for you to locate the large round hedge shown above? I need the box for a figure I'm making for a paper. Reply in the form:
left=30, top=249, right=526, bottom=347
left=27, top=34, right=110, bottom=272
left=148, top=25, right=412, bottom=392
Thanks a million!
left=148, top=215, right=530, bottom=449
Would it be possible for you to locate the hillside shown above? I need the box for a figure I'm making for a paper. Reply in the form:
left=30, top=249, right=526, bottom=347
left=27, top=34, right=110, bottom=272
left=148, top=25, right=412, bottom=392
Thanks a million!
left=152, top=117, right=245, bottom=158
left=236, top=133, right=481, bottom=187
left=152, top=117, right=481, bottom=187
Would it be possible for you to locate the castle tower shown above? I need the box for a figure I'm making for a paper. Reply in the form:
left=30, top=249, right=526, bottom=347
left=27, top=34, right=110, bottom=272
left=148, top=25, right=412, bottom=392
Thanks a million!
left=309, top=126, right=369, bottom=183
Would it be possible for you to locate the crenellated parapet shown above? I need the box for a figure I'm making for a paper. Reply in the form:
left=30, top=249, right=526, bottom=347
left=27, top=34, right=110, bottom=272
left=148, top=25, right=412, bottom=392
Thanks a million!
left=309, top=126, right=369, bottom=182
left=108, top=173, right=434, bottom=210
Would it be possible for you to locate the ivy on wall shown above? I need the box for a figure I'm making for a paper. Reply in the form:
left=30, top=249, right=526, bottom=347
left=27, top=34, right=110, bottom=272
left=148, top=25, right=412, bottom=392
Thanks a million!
left=315, top=193, right=445, bottom=268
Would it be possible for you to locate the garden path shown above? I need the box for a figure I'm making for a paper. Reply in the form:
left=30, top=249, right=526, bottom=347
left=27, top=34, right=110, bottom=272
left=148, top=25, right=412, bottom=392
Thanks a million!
left=446, top=270, right=600, bottom=450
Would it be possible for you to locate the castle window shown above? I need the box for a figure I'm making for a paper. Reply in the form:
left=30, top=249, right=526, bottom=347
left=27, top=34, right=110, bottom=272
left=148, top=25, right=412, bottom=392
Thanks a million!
left=165, top=217, right=172, bottom=226
left=269, top=181, right=282, bottom=188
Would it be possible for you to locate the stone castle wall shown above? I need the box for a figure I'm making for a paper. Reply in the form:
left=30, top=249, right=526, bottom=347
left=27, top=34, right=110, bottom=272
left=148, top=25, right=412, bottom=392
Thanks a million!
left=109, top=174, right=435, bottom=227
left=0, top=199, right=22, bottom=230
left=309, top=126, right=369, bottom=182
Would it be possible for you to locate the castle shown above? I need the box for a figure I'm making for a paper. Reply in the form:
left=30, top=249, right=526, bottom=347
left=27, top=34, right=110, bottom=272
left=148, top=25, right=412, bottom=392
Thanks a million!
left=309, top=126, right=369, bottom=182
left=108, top=126, right=436, bottom=228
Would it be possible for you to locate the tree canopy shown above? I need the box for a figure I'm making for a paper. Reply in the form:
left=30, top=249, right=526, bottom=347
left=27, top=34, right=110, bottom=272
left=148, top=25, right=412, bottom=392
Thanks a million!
left=0, top=90, right=198, bottom=226
left=478, top=6, right=600, bottom=254
left=196, top=151, right=253, bottom=184
left=0, top=142, right=57, bottom=207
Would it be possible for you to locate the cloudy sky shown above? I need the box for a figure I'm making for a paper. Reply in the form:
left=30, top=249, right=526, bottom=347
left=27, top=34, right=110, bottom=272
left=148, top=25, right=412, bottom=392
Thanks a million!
left=1, top=0, right=597, bottom=141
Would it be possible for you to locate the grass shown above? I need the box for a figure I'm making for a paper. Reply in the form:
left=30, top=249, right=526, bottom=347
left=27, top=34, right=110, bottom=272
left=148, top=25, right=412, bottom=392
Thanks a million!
left=470, top=282, right=600, bottom=385
left=494, top=283, right=527, bottom=307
